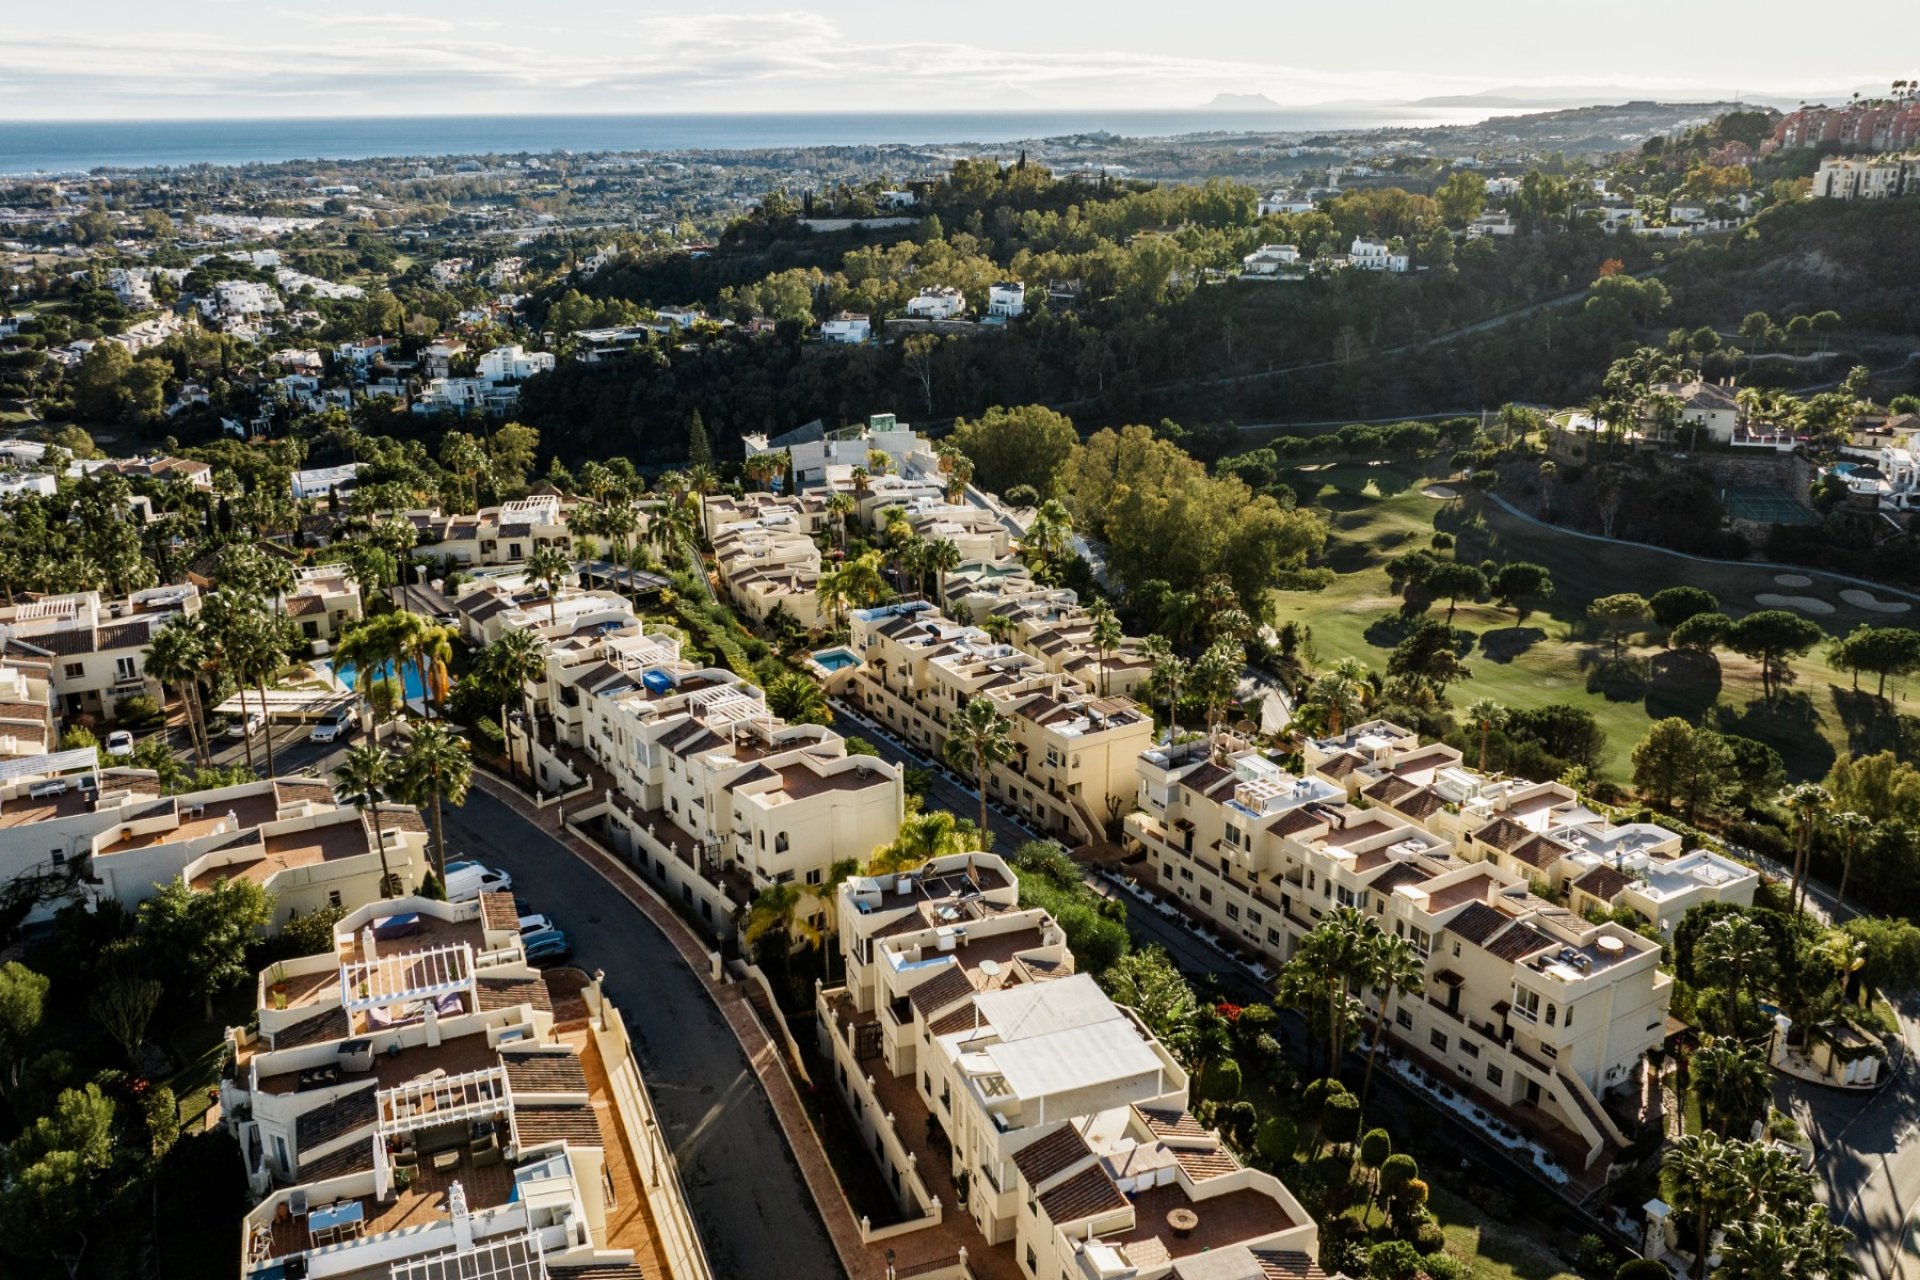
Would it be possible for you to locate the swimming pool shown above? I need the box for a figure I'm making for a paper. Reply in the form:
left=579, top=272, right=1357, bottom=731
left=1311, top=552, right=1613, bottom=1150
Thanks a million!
left=331, top=659, right=427, bottom=702
left=811, top=647, right=859, bottom=673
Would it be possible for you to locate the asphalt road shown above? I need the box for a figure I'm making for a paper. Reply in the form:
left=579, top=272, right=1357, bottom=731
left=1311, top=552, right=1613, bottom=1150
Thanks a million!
left=439, top=789, right=842, bottom=1280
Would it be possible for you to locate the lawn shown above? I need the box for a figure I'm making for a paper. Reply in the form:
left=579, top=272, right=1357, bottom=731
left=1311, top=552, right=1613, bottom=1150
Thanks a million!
left=1271, top=461, right=1912, bottom=781
left=1425, top=1183, right=1582, bottom=1280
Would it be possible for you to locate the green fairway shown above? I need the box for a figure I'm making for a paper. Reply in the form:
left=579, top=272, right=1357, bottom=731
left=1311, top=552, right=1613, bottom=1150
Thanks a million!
left=1271, top=462, right=1915, bottom=782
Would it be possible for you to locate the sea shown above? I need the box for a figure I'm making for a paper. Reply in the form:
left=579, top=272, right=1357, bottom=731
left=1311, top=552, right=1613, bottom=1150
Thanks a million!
left=0, top=108, right=1497, bottom=175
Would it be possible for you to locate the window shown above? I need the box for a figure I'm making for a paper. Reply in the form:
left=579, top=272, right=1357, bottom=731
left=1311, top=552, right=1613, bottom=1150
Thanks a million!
left=1429, top=1029, right=1448, bottom=1052
left=1225, top=824, right=1245, bottom=849
left=1396, top=1008, right=1413, bottom=1030
left=115, top=656, right=139, bottom=680
left=775, top=832, right=790, bottom=854
left=1198, top=887, right=1213, bottom=905
left=1225, top=903, right=1239, bottom=920
left=1461, top=1040, right=1479, bottom=1059
left=1545, top=1004, right=1557, bottom=1027
left=805, top=868, right=822, bottom=886
left=1486, top=1064, right=1504, bottom=1085
left=1026, top=1247, right=1038, bottom=1274
left=1179, top=867, right=1193, bottom=882
left=1267, top=928, right=1281, bottom=946
left=1540, top=1044, right=1557, bottom=1059
left=1335, top=885, right=1358, bottom=908
left=64, top=662, right=83, bottom=679
left=1407, top=927, right=1431, bottom=960
left=1514, top=989, right=1540, bottom=1023
left=1248, top=908, right=1262, bottom=925
left=327, top=890, right=342, bottom=908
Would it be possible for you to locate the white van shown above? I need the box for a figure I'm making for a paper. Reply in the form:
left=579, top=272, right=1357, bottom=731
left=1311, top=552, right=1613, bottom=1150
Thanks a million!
left=443, top=860, right=512, bottom=901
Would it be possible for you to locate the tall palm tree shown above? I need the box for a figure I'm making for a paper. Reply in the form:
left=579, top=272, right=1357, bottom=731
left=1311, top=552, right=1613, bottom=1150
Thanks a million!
left=742, top=882, right=820, bottom=962
left=1088, top=599, right=1124, bottom=698
left=400, top=619, right=457, bottom=718
left=812, top=857, right=862, bottom=979
left=1359, top=932, right=1425, bottom=1120
left=1688, top=1037, right=1772, bottom=1139
left=1190, top=639, right=1244, bottom=754
left=526, top=544, right=572, bottom=625
left=394, top=723, right=472, bottom=884
left=1664, top=1132, right=1742, bottom=1280
left=1024, top=499, right=1073, bottom=576
left=1779, top=783, right=1832, bottom=913
left=1715, top=1214, right=1799, bottom=1280
left=482, top=628, right=545, bottom=782
left=335, top=743, right=401, bottom=895
left=1696, top=915, right=1779, bottom=1036
left=1827, top=810, right=1872, bottom=916
left=825, top=492, right=856, bottom=554
left=927, top=537, right=963, bottom=606
left=145, top=616, right=211, bottom=767
left=1141, top=635, right=1188, bottom=740
left=1276, top=907, right=1375, bottom=1078
left=1466, top=698, right=1504, bottom=773
left=219, top=601, right=292, bottom=777
left=944, top=696, right=1015, bottom=844
left=335, top=614, right=408, bottom=723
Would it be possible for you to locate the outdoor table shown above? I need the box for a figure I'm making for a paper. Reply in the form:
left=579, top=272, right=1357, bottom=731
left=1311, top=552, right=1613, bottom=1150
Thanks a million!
left=1166, top=1207, right=1198, bottom=1239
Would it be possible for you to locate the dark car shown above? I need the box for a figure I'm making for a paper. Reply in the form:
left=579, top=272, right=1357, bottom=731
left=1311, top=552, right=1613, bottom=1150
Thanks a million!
left=522, top=929, right=573, bottom=967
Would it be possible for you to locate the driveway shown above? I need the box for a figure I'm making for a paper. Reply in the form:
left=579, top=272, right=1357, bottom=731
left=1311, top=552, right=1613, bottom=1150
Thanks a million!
left=439, top=790, right=842, bottom=1280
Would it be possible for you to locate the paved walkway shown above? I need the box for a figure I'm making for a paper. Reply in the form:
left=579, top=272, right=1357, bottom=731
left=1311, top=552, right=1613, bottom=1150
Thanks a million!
left=473, top=773, right=974, bottom=1280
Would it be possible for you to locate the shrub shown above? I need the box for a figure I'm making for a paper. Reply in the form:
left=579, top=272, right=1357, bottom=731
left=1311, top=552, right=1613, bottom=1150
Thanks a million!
left=1464, top=1181, right=1514, bottom=1220
left=1576, top=1234, right=1618, bottom=1275
left=1255, top=1115, right=1297, bottom=1165
left=1616, top=1261, right=1672, bottom=1280
left=113, top=693, right=165, bottom=730
left=1412, top=1221, right=1447, bottom=1254
left=1322, top=1091, right=1360, bottom=1148
left=1366, top=1239, right=1424, bottom=1280
left=1422, top=1255, right=1470, bottom=1280
left=1202, top=1058, right=1243, bottom=1102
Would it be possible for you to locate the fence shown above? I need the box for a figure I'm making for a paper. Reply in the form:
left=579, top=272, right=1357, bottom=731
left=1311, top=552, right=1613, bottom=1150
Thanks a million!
left=813, top=986, right=944, bottom=1243
left=725, top=958, right=812, bottom=1085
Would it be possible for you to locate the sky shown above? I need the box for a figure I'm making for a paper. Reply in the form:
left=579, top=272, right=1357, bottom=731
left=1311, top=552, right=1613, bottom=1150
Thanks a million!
left=4, top=1, right=1915, bottom=120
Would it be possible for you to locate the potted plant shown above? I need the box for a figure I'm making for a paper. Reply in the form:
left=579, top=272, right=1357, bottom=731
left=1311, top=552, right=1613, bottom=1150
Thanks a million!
left=268, top=962, right=288, bottom=1003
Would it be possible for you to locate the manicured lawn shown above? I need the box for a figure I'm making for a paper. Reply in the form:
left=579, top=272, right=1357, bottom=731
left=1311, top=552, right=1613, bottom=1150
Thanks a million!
left=1425, top=1183, right=1582, bottom=1280
left=1272, top=462, right=1908, bottom=781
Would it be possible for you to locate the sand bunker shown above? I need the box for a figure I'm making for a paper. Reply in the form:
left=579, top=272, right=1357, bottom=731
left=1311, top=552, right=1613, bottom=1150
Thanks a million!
left=1773, top=573, right=1814, bottom=587
left=1840, top=589, right=1912, bottom=614
left=1755, top=593, right=1835, bottom=615
left=1422, top=485, right=1458, bottom=500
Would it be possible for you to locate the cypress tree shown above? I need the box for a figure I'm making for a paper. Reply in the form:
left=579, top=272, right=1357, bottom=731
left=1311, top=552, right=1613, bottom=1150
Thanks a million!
left=687, top=410, right=711, bottom=467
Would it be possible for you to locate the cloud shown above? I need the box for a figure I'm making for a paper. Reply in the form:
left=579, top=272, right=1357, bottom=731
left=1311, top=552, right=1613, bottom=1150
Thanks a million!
left=0, top=10, right=1884, bottom=119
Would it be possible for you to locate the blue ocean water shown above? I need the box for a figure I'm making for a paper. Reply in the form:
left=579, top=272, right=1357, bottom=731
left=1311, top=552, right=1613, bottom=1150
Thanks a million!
left=0, top=108, right=1491, bottom=175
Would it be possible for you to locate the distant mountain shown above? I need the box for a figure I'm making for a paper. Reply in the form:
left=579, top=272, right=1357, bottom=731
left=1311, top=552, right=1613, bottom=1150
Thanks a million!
left=1200, top=93, right=1284, bottom=111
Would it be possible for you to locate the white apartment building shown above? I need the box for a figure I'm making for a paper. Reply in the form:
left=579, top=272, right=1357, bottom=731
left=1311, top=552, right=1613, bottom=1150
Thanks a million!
left=1258, top=192, right=1316, bottom=215
left=0, top=759, right=428, bottom=929
left=225, top=892, right=694, bottom=1280
left=1349, top=238, right=1410, bottom=273
left=1240, top=244, right=1304, bottom=278
left=987, top=282, right=1026, bottom=319
left=819, top=851, right=1322, bottom=1280
left=1813, top=154, right=1920, bottom=199
left=710, top=519, right=823, bottom=631
left=290, top=462, right=362, bottom=501
left=845, top=602, right=1152, bottom=846
left=1123, top=726, right=1675, bottom=1169
left=446, top=574, right=634, bottom=648
left=743, top=413, right=935, bottom=490
left=0, top=583, right=201, bottom=721
left=821, top=312, right=872, bottom=344
left=282, top=565, right=365, bottom=647
left=517, top=630, right=903, bottom=939
left=905, top=286, right=967, bottom=320
left=410, top=496, right=579, bottom=568
left=479, top=344, right=557, bottom=383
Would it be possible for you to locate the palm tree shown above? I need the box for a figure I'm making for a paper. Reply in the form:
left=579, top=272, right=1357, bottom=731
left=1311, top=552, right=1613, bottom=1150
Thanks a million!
left=400, top=619, right=457, bottom=718
left=1537, top=459, right=1558, bottom=519
left=1696, top=915, right=1779, bottom=1035
left=394, top=723, right=472, bottom=884
left=1728, top=1138, right=1815, bottom=1221
left=1303, top=659, right=1368, bottom=739
left=1190, top=639, right=1244, bottom=754
left=146, top=616, right=211, bottom=767
left=1088, top=599, right=1124, bottom=697
left=811, top=857, right=862, bottom=979
left=870, top=810, right=977, bottom=874
left=927, top=537, right=963, bottom=606
left=1779, top=783, right=1832, bottom=913
left=1358, top=932, right=1425, bottom=1120
left=1024, top=499, right=1073, bottom=575
left=481, top=628, right=545, bottom=782
left=742, top=882, right=820, bottom=963
left=825, top=492, right=856, bottom=554
left=1716, top=1214, right=1799, bottom=1280
left=220, top=602, right=292, bottom=777
left=1688, top=1037, right=1772, bottom=1139
left=1664, top=1132, right=1742, bottom=1279
left=944, top=696, right=1015, bottom=843
left=1827, top=810, right=1872, bottom=916
left=526, top=544, right=572, bottom=625
left=1141, top=635, right=1189, bottom=740
left=1276, top=907, right=1375, bottom=1077
left=335, top=614, right=408, bottom=723
left=1466, top=698, right=1504, bottom=773
left=335, top=743, right=401, bottom=895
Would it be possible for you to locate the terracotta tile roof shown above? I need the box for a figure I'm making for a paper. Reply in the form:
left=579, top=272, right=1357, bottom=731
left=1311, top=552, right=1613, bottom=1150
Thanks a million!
left=1397, top=788, right=1448, bottom=820
left=501, top=1050, right=588, bottom=1095
left=1370, top=861, right=1435, bottom=895
left=275, top=779, right=335, bottom=807
left=513, top=1102, right=604, bottom=1148
left=286, top=595, right=327, bottom=617
left=1253, top=1249, right=1329, bottom=1280
left=1443, top=901, right=1509, bottom=945
left=295, top=1084, right=377, bottom=1151
left=908, top=965, right=976, bottom=1019
left=1445, top=902, right=1557, bottom=963
left=476, top=976, right=553, bottom=1013
left=1138, top=1107, right=1211, bottom=1140
left=479, top=891, right=519, bottom=932
left=1507, top=833, right=1570, bottom=871
left=927, top=1005, right=981, bottom=1037
left=1572, top=864, right=1634, bottom=902
left=1471, top=814, right=1534, bottom=853
left=1037, top=1164, right=1127, bottom=1222
left=299, top=1137, right=375, bottom=1182
left=1173, top=1145, right=1240, bottom=1181
left=1268, top=805, right=1331, bottom=837
left=1363, top=774, right=1419, bottom=806
left=1317, top=752, right=1365, bottom=779
left=272, top=1004, right=349, bottom=1050
left=1012, top=1125, right=1094, bottom=1187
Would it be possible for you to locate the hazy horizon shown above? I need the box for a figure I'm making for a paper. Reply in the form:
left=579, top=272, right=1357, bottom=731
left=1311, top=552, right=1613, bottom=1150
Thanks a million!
left=5, top=1, right=1912, bottom=122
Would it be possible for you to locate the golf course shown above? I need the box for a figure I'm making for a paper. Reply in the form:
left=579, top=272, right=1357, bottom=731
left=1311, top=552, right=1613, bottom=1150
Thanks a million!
left=1270, top=461, right=1920, bottom=782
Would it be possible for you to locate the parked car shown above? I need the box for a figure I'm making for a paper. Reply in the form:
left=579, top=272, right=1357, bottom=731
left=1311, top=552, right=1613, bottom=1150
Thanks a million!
left=522, top=929, right=573, bottom=966
left=443, top=860, right=512, bottom=901
left=518, top=913, right=554, bottom=935
left=226, top=711, right=266, bottom=739
left=310, top=705, right=357, bottom=743
left=104, top=730, right=135, bottom=758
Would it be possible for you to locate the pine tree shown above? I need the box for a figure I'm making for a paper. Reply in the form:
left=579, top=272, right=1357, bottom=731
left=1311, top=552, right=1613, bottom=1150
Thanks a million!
left=687, top=410, right=711, bottom=467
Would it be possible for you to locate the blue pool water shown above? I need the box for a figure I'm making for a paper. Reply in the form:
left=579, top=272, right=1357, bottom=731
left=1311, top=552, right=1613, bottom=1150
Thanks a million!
left=1831, top=462, right=1859, bottom=476
left=332, top=659, right=426, bottom=702
left=812, top=648, right=858, bottom=673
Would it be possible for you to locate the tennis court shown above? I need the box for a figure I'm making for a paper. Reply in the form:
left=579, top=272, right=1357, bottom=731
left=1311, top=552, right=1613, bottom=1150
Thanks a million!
left=1723, top=486, right=1822, bottom=526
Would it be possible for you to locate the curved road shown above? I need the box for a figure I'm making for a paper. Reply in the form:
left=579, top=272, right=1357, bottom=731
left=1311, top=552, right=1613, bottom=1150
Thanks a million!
left=440, top=790, right=842, bottom=1280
